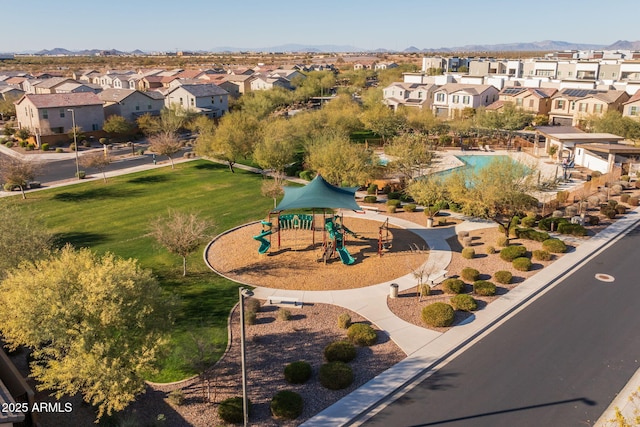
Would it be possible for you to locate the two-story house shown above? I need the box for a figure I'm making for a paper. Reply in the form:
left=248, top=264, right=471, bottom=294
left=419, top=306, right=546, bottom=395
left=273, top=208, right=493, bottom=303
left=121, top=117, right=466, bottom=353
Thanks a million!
left=431, top=83, right=499, bottom=118
left=622, top=91, right=640, bottom=120
left=164, top=84, right=229, bottom=118
left=14, top=92, right=104, bottom=142
left=490, top=87, right=557, bottom=116
left=383, top=82, right=436, bottom=111
left=99, top=89, right=165, bottom=122
left=548, top=88, right=630, bottom=126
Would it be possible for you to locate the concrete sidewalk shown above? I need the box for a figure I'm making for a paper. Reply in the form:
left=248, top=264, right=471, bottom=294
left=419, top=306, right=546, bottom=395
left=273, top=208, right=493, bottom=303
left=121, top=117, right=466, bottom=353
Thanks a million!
left=300, top=208, right=640, bottom=426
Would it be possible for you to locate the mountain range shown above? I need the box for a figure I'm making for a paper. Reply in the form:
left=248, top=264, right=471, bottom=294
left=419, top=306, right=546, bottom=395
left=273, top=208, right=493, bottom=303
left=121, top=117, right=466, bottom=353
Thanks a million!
left=3, top=40, right=640, bottom=56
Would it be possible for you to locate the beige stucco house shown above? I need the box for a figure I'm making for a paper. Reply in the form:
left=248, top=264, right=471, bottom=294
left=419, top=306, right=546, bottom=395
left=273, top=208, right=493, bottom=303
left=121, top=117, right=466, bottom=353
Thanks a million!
left=431, top=83, right=499, bottom=118
left=548, top=88, right=630, bottom=126
left=383, top=82, right=436, bottom=111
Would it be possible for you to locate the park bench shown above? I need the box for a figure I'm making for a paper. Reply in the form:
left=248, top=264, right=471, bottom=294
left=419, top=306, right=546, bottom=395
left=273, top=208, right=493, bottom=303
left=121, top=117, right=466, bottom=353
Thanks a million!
left=427, top=269, right=448, bottom=285
left=267, top=295, right=303, bottom=307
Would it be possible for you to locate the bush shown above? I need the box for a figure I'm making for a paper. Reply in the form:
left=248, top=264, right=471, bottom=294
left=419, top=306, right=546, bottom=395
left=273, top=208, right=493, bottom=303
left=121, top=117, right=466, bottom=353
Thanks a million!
left=538, top=217, right=569, bottom=232
left=495, top=235, right=509, bottom=247
left=319, top=362, right=353, bottom=390
left=386, top=205, right=397, bottom=213
left=167, top=389, right=185, bottom=406
left=3, top=183, right=18, bottom=191
left=75, top=171, right=86, bottom=179
left=284, top=361, right=312, bottom=384
left=442, top=278, right=466, bottom=294
left=485, top=246, right=496, bottom=255
left=556, top=191, right=569, bottom=203
left=324, top=341, right=357, bottom=362
left=41, top=143, right=50, bottom=151
left=462, top=236, right=473, bottom=247
left=557, top=223, right=587, bottom=236
left=363, top=195, right=377, bottom=203
left=551, top=210, right=563, bottom=218
left=5, top=141, right=13, bottom=148
left=70, top=142, right=77, bottom=151
left=621, top=194, right=630, bottom=203
left=404, top=203, right=416, bottom=212
left=347, top=323, right=378, bottom=346
left=421, top=302, right=455, bottom=327
left=512, top=257, right=532, bottom=271
left=542, top=238, right=567, bottom=253
left=520, top=216, right=536, bottom=228
left=387, top=191, right=401, bottom=200
left=386, top=199, right=401, bottom=207
left=450, top=294, right=477, bottom=311
left=601, top=207, right=617, bottom=219
left=219, top=396, right=251, bottom=424
left=55, top=147, right=63, bottom=153
left=367, top=183, right=378, bottom=194
left=271, top=390, right=303, bottom=420
left=245, top=298, right=261, bottom=313
left=337, top=313, right=352, bottom=329
left=629, top=197, right=639, bottom=207
left=587, top=215, right=600, bottom=226
left=494, top=270, right=512, bottom=284
left=418, top=283, right=431, bottom=298
left=532, top=250, right=552, bottom=261
left=620, top=175, right=631, bottom=182
left=499, top=245, right=527, bottom=261
left=517, top=228, right=550, bottom=242
left=82, top=140, right=91, bottom=147
left=299, top=170, right=314, bottom=181
left=565, top=205, right=578, bottom=217
left=592, top=170, right=602, bottom=178
left=473, top=280, right=497, bottom=296
left=461, top=248, right=475, bottom=259
left=278, top=308, right=292, bottom=321
left=461, top=267, right=479, bottom=281
left=457, top=230, right=469, bottom=239
left=245, top=310, right=257, bottom=325
left=25, top=144, right=35, bottom=151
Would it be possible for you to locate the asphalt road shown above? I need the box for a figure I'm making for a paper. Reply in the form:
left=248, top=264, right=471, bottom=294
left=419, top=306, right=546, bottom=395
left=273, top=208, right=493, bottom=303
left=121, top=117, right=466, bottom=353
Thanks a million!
left=364, top=225, right=640, bottom=427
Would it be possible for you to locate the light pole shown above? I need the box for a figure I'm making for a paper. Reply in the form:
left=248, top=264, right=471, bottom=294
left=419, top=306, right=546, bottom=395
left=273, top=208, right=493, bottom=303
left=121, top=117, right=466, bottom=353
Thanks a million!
left=67, top=109, right=80, bottom=179
left=238, top=287, right=253, bottom=427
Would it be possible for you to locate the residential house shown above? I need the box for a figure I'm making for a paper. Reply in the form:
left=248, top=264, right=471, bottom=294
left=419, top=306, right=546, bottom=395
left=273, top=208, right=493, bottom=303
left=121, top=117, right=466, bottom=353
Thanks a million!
left=383, top=82, right=436, bottom=111
left=353, top=61, right=376, bottom=70
left=223, top=74, right=255, bottom=95
left=4, top=76, right=28, bottom=91
left=53, top=82, right=100, bottom=94
left=548, top=88, right=630, bottom=126
left=431, top=83, right=499, bottom=118
left=99, top=89, right=164, bottom=122
left=15, top=93, right=105, bottom=140
left=0, top=86, right=25, bottom=101
left=490, top=86, right=557, bottom=115
left=139, top=75, right=165, bottom=91
left=622, top=91, right=640, bottom=120
left=165, top=84, right=229, bottom=118
left=34, top=77, right=77, bottom=94
left=250, top=75, right=291, bottom=91
left=269, top=69, right=305, bottom=82
left=374, top=62, right=399, bottom=70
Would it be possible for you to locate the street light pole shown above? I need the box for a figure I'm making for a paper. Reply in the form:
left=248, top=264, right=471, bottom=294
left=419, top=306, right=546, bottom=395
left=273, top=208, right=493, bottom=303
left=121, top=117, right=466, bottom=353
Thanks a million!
left=238, top=287, right=253, bottom=427
left=67, top=109, right=80, bottom=179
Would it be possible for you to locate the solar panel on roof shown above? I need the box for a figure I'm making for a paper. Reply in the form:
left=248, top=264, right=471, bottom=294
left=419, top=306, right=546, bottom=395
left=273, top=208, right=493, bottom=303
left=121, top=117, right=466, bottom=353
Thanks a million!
left=502, top=88, right=522, bottom=95
left=563, top=88, right=601, bottom=98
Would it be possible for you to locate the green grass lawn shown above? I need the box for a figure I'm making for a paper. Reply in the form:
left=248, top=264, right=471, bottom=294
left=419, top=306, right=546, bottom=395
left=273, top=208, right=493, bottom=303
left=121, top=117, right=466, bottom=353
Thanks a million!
left=2, top=160, right=274, bottom=382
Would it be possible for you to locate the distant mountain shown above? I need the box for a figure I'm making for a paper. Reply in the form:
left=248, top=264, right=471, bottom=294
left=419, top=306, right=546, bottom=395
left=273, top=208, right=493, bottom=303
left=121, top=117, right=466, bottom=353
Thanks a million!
left=605, top=40, right=640, bottom=50
left=419, top=40, right=609, bottom=53
left=404, top=46, right=421, bottom=53
left=35, top=47, right=75, bottom=56
left=210, top=44, right=363, bottom=53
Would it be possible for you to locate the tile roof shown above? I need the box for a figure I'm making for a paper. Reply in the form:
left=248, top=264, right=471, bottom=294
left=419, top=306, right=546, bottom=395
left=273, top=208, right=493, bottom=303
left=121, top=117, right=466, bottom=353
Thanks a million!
left=34, top=77, right=74, bottom=89
left=624, top=90, right=640, bottom=104
left=98, top=88, right=137, bottom=103
left=169, top=83, right=228, bottom=97
left=18, top=92, right=103, bottom=108
left=436, top=83, right=495, bottom=96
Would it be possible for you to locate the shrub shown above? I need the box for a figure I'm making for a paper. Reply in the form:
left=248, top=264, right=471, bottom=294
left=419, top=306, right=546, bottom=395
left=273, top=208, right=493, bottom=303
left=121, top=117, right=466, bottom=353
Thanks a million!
left=278, top=308, right=292, bottom=321
left=557, top=223, right=587, bottom=236
left=610, top=184, right=623, bottom=196
left=565, top=205, right=578, bottom=217
left=367, top=183, right=378, bottom=194
left=473, top=280, right=497, bottom=296
left=75, top=171, right=86, bottom=179
left=386, top=205, right=397, bottom=213
left=421, top=302, right=455, bottom=327
left=404, top=203, right=416, bottom=212
left=495, top=235, right=509, bottom=247
left=442, top=278, right=465, bottom=294
left=324, top=341, right=357, bottom=363
left=245, top=310, right=257, bottom=325
left=494, top=270, right=512, bottom=284
left=512, top=257, right=532, bottom=271
left=284, top=361, right=312, bottom=384
left=418, top=283, right=431, bottom=298
left=592, top=170, right=602, bottom=178
left=520, top=216, right=537, bottom=228
left=457, top=230, right=469, bottom=239
left=600, top=206, right=617, bottom=219
left=461, top=267, right=479, bottom=281
left=55, top=147, right=63, bottom=153
left=500, top=245, right=527, bottom=261
left=299, top=170, right=314, bottom=181
left=347, top=323, right=378, bottom=346
left=387, top=191, right=401, bottom=200
left=5, top=141, right=13, bottom=148
left=41, top=143, right=50, bottom=151
left=485, top=246, right=496, bottom=255
left=551, top=210, right=564, bottom=218
left=245, top=298, right=261, bottom=312
left=542, top=238, right=567, bottom=253
left=271, top=390, right=303, bottom=420
left=517, top=228, right=550, bottom=242
left=532, top=250, right=552, bottom=261
left=363, top=195, right=377, bottom=203
left=219, top=396, right=251, bottom=424
left=319, top=362, right=353, bottom=390
left=337, top=313, right=351, bottom=329
left=556, top=191, right=569, bottom=203
left=587, top=215, right=600, bottom=226
left=462, top=236, right=473, bottom=247
left=461, top=247, right=475, bottom=259
left=99, top=137, right=108, bottom=145
left=25, top=144, right=35, bottom=151
left=621, top=194, right=630, bottom=203
left=167, top=389, right=185, bottom=406
left=620, top=175, right=631, bottom=182
left=386, top=199, right=401, bottom=207
left=616, top=205, right=627, bottom=214
left=70, top=142, right=77, bottom=151
left=450, top=294, right=477, bottom=311
left=82, top=140, right=91, bottom=147
left=538, top=217, right=569, bottom=232
left=629, top=197, right=639, bottom=206
left=587, top=195, right=600, bottom=208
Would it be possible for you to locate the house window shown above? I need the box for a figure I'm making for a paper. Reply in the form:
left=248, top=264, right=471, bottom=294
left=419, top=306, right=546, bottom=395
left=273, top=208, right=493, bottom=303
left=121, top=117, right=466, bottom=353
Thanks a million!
left=190, top=98, right=194, bottom=106
left=630, top=106, right=638, bottom=116
left=594, top=104, right=603, bottom=113
left=92, top=124, right=99, bottom=131
left=516, top=98, right=523, bottom=106
left=42, top=109, right=48, bottom=119
left=436, top=93, right=445, bottom=102
left=529, top=99, right=534, bottom=108
left=148, top=104, right=152, bottom=110
left=418, top=92, right=423, bottom=98
left=556, top=100, right=565, bottom=109
left=60, top=109, right=65, bottom=118
left=579, top=103, right=587, bottom=112
left=135, top=105, right=140, bottom=111
left=179, top=97, right=183, bottom=105
left=571, top=101, right=575, bottom=111
left=612, top=72, right=617, bottom=78
left=452, top=95, right=459, bottom=103
left=463, top=96, right=470, bottom=104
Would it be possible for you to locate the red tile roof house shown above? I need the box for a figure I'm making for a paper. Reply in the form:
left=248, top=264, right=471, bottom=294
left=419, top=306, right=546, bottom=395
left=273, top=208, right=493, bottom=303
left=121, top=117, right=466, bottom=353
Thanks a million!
left=15, top=92, right=105, bottom=146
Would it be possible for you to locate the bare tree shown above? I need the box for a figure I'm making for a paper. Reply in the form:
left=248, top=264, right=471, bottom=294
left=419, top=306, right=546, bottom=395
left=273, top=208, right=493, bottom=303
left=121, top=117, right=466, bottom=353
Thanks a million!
left=150, top=210, right=212, bottom=276
left=261, top=179, right=283, bottom=209
left=79, top=152, right=112, bottom=183
left=148, top=132, right=184, bottom=169
left=0, top=157, right=40, bottom=199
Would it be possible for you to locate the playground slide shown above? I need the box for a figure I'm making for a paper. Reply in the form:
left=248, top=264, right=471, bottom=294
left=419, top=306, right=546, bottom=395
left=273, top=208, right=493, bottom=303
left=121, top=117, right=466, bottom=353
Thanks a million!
left=253, top=229, right=273, bottom=254
left=336, top=246, right=355, bottom=265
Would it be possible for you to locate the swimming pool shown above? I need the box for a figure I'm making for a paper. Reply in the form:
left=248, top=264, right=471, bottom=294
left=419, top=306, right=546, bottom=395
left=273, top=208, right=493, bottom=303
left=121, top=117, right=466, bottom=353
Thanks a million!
left=435, top=155, right=512, bottom=178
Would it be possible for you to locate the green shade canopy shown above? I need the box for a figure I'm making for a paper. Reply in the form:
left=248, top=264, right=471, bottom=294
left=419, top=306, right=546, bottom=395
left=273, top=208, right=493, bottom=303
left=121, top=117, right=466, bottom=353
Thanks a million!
left=274, top=175, right=362, bottom=212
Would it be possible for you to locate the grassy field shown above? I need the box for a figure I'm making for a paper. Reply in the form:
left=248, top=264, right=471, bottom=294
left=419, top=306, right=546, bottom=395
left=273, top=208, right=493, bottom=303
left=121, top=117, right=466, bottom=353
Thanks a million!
left=2, top=160, right=274, bottom=382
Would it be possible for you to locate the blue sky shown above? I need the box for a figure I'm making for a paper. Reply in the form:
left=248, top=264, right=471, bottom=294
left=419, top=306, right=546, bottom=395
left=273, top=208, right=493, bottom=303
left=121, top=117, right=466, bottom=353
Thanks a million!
left=2, top=0, right=638, bottom=52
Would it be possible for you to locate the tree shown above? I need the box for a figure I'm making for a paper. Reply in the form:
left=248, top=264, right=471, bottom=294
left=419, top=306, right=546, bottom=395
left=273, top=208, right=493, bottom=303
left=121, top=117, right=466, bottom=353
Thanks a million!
left=0, top=246, right=171, bottom=420
left=103, top=115, right=134, bottom=135
left=0, top=156, right=40, bottom=199
left=195, top=112, right=260, bottom=172
left=0, top=94, right=18, bottom=121
left=150, top=210, right=212, bottom=276
left=305, top=134, right=375, bottom=186
left=0, top=204, right=52, bottom=276
left=148, top=132, right=184, bottom=169
left=79, top=152, right=111, bottom=182
left=136, top=113, right=162, bottom=136
left=475, top=103, right=533, bottom=145
left=405, top=176, right=449, bottom=219
left=136, top=105, right=197, bottom=136
left=588, top=110, right=640, bottom=143
left=261, top=178, right=284, bottom=209
left=446, top=157, right=538, bottom=242
left=14, top=127, right=31, bottom=142
left=384, top=133, right=433, bottom=183
left=361, top=100, right=404, bottom=143
left=253, top=119, right=298, bottom=180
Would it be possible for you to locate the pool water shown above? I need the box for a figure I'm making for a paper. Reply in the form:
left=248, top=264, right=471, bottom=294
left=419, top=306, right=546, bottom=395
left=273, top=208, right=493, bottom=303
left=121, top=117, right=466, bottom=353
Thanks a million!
left=435, top=155, right=512, bottom=178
